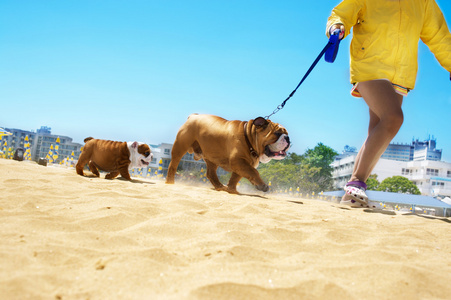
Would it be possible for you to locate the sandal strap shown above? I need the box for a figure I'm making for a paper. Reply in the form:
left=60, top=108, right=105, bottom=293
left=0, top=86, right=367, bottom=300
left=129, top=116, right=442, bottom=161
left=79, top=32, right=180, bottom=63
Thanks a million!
left=346, top=181, right=367, bottom=190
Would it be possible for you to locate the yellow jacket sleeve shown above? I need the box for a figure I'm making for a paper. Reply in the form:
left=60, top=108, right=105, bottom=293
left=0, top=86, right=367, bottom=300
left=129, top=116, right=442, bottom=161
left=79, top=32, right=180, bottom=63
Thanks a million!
left=326, top=0, right=363, bottom=38
left=421, top=0, right=451, bottom=73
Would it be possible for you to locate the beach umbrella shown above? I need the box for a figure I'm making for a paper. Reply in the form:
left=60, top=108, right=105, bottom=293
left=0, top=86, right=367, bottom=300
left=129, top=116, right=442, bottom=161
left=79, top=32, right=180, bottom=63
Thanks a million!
left=23, top=136, right=28, bottom=160
left=157, top=159, right=163, bottom=178
left=69, top=151, right=75, bottom=166
left=200, top=167, right=206, bottom=182
left=0, top=128, right=12, bottom=138
left=23, top=135, right=32, bottom=161
left=48, top=144, right=54, bottom=163
left=2, top=140, right=7, bottom=158
left=53, top=137, right=60, bottom=162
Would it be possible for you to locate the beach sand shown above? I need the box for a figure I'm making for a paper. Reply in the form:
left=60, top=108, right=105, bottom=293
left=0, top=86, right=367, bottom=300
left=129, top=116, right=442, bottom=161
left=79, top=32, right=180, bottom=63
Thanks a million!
left=1, top=158, right=450, bottom=300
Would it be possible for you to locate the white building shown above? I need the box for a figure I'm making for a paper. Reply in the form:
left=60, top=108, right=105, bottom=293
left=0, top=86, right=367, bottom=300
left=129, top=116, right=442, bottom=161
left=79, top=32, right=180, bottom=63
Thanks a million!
left=132, top=142, right=209, bottom=178
left=404, top=160, right=451, bottom=197
left=1, top=126, right=83, bottom=163
left=1, top=124, right=215, bottom=179
left=331, top=138, right=451, bottom=198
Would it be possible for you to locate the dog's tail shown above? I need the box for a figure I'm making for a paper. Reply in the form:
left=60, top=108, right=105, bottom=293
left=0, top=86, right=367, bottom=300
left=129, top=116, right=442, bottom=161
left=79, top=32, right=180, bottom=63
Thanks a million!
left=84, top=137, right=94, bottom=143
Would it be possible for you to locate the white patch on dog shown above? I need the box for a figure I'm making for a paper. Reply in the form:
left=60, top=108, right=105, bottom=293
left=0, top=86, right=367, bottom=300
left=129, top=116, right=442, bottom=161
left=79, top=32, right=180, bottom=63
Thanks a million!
left=127, top=142, right=153, bottom=169
left=260, top=134, right=290, bottom=163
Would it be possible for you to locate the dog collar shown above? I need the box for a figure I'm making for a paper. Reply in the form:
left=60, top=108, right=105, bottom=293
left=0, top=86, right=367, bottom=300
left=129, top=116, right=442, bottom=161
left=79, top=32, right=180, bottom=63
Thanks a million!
left=243, top=122, right=259, bottom=158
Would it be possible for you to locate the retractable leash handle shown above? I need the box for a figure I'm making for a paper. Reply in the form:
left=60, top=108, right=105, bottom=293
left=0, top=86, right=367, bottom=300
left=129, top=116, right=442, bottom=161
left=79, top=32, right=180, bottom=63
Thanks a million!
left=325, top=29, right=342, bottom=63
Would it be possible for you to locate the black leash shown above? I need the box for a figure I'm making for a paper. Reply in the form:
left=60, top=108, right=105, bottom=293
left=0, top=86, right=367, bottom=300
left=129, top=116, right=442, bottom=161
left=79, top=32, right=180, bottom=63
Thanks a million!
left=265, top=30, right=341, bottom=119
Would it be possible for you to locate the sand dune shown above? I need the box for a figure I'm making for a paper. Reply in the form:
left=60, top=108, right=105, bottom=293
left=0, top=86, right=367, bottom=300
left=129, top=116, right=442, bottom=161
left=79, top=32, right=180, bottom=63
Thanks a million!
left=1, top=158, right=450, bottom=300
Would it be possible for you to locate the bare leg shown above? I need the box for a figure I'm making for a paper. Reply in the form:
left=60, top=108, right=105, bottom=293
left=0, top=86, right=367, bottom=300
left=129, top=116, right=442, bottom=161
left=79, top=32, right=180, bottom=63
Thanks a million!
left=350, top=80, right=403, bottom=183
left=351, top=108, right=380, bottom=181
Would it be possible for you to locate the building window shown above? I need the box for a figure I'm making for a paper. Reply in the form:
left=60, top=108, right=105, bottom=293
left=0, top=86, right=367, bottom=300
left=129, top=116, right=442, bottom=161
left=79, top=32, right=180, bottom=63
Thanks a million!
left=448, top=171, right=451, bottom=178
left=426, top=168, right=439, bottom=176
left=164, top=149, right=171, bottom=155
left=163, top=159, right=170, bottom=168
left=402, top=168, right=412, bottom=175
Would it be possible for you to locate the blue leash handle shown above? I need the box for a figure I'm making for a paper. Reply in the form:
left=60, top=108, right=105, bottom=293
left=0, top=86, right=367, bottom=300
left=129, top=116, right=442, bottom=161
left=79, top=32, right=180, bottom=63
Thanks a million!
left=325, top=29, right=342, bottom=63
left=265, top=29, right=342, bottom=119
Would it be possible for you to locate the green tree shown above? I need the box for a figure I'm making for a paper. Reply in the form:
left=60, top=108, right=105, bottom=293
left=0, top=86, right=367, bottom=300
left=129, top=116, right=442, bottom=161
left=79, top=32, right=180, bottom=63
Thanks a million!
left=377, top=176, right=421, bottom=194
left=257, top=143, right=338, bottom=193
left=366, top=174, right=380, bottom=191
left=300, top=143, right=338, bottom=192
left=258, top=161, right=321, bottom=193
left=280, top=152, right=304, bottom=165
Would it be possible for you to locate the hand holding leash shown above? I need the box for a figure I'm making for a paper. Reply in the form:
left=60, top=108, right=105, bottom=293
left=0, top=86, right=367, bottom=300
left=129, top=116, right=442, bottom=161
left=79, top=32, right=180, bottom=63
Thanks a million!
left=325, top=28, right=343, bottom=63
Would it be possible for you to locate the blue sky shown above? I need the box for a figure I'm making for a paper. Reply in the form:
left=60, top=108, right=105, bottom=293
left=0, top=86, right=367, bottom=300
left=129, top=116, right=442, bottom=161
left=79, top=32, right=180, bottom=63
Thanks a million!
left=1, top=1, right=450, bottom=161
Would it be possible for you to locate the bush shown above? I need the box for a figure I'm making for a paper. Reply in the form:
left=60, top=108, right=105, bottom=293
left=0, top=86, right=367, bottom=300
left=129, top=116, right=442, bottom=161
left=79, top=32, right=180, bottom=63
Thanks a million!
left=377, top=176, right=421, bottom=194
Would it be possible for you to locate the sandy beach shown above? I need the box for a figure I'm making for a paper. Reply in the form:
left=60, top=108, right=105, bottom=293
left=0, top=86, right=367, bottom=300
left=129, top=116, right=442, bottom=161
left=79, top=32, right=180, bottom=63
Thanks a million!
left=1, top=158, right=450, bottom=300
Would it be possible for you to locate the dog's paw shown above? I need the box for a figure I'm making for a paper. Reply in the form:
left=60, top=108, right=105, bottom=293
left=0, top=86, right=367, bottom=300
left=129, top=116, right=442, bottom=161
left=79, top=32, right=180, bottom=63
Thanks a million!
left=214, top=185, right=228, bottom=192
left=256, top=184, right=269, bottom=192
left=226, top=188, right=239, bottom=194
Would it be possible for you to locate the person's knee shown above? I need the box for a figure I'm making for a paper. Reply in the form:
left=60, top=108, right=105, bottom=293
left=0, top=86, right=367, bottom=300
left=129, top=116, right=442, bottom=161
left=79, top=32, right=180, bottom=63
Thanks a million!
left=384, top=110, right=404, bottom=134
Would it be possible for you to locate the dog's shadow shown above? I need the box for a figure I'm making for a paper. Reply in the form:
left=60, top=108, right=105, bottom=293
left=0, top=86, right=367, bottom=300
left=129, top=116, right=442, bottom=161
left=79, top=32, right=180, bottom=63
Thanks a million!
left=83, top=174, right=156, bottom=185
left=240, top=193, right=304, bottom=205
left=117, top=177, right=156, bottom=185
left=214, top=190, right=304, bottom=204
left=130, top=179, right=156, bottom=184
left=236, top=192, right=268, bottom=199
left=396, top=212, right=451, bottom=223
left=337, top=207, right=397, bottom=215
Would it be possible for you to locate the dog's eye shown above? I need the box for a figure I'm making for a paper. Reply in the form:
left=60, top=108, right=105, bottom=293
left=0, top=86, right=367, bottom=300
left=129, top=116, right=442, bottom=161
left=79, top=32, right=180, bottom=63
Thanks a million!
left=145, top=151, right=151, bottom=157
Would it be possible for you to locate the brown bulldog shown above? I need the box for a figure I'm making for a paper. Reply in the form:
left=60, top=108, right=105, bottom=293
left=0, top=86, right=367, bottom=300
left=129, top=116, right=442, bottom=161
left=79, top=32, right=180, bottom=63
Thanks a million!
left=166, top=114, right=290, bottom=193
left=76, top=137, right=153, bottom=180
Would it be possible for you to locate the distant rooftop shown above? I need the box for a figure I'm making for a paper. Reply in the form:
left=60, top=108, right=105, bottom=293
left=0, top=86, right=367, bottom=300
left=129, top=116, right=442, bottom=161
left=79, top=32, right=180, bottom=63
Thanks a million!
left=36, top=126, right=52, bottom=134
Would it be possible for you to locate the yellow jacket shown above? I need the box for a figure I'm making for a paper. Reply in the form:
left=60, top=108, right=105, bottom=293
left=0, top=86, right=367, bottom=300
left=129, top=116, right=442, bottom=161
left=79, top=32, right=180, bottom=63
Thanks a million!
left=327, top=0, right=451, bottom=89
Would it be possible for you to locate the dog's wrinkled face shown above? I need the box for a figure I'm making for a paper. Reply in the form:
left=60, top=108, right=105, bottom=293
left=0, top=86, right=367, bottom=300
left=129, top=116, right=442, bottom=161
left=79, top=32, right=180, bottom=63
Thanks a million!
left=250, top=117, right=291, bottom=164
left=261, top=133, right=291, bottom=163
left=128, top=142, right=153, bottom=168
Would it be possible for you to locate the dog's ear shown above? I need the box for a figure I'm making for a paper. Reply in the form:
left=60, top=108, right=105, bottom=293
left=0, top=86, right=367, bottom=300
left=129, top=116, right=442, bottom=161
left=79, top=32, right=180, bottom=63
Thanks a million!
left=131, top=141, right=139, bottom=149
left=253, top=117, right=268, bottom=128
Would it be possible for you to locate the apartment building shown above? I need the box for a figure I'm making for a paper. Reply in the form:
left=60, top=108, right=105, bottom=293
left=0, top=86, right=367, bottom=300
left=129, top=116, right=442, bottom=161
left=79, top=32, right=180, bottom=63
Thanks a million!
left=1, top=126, right=83, bottom=163
left=332, top=137, right=450, bottom=197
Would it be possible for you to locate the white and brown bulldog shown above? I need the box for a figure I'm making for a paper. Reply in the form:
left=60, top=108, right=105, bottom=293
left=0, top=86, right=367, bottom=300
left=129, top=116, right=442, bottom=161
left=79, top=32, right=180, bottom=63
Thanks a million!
left=166, top=114, right=290, bottom=193
left=76, top=137, right=153, bottom=180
